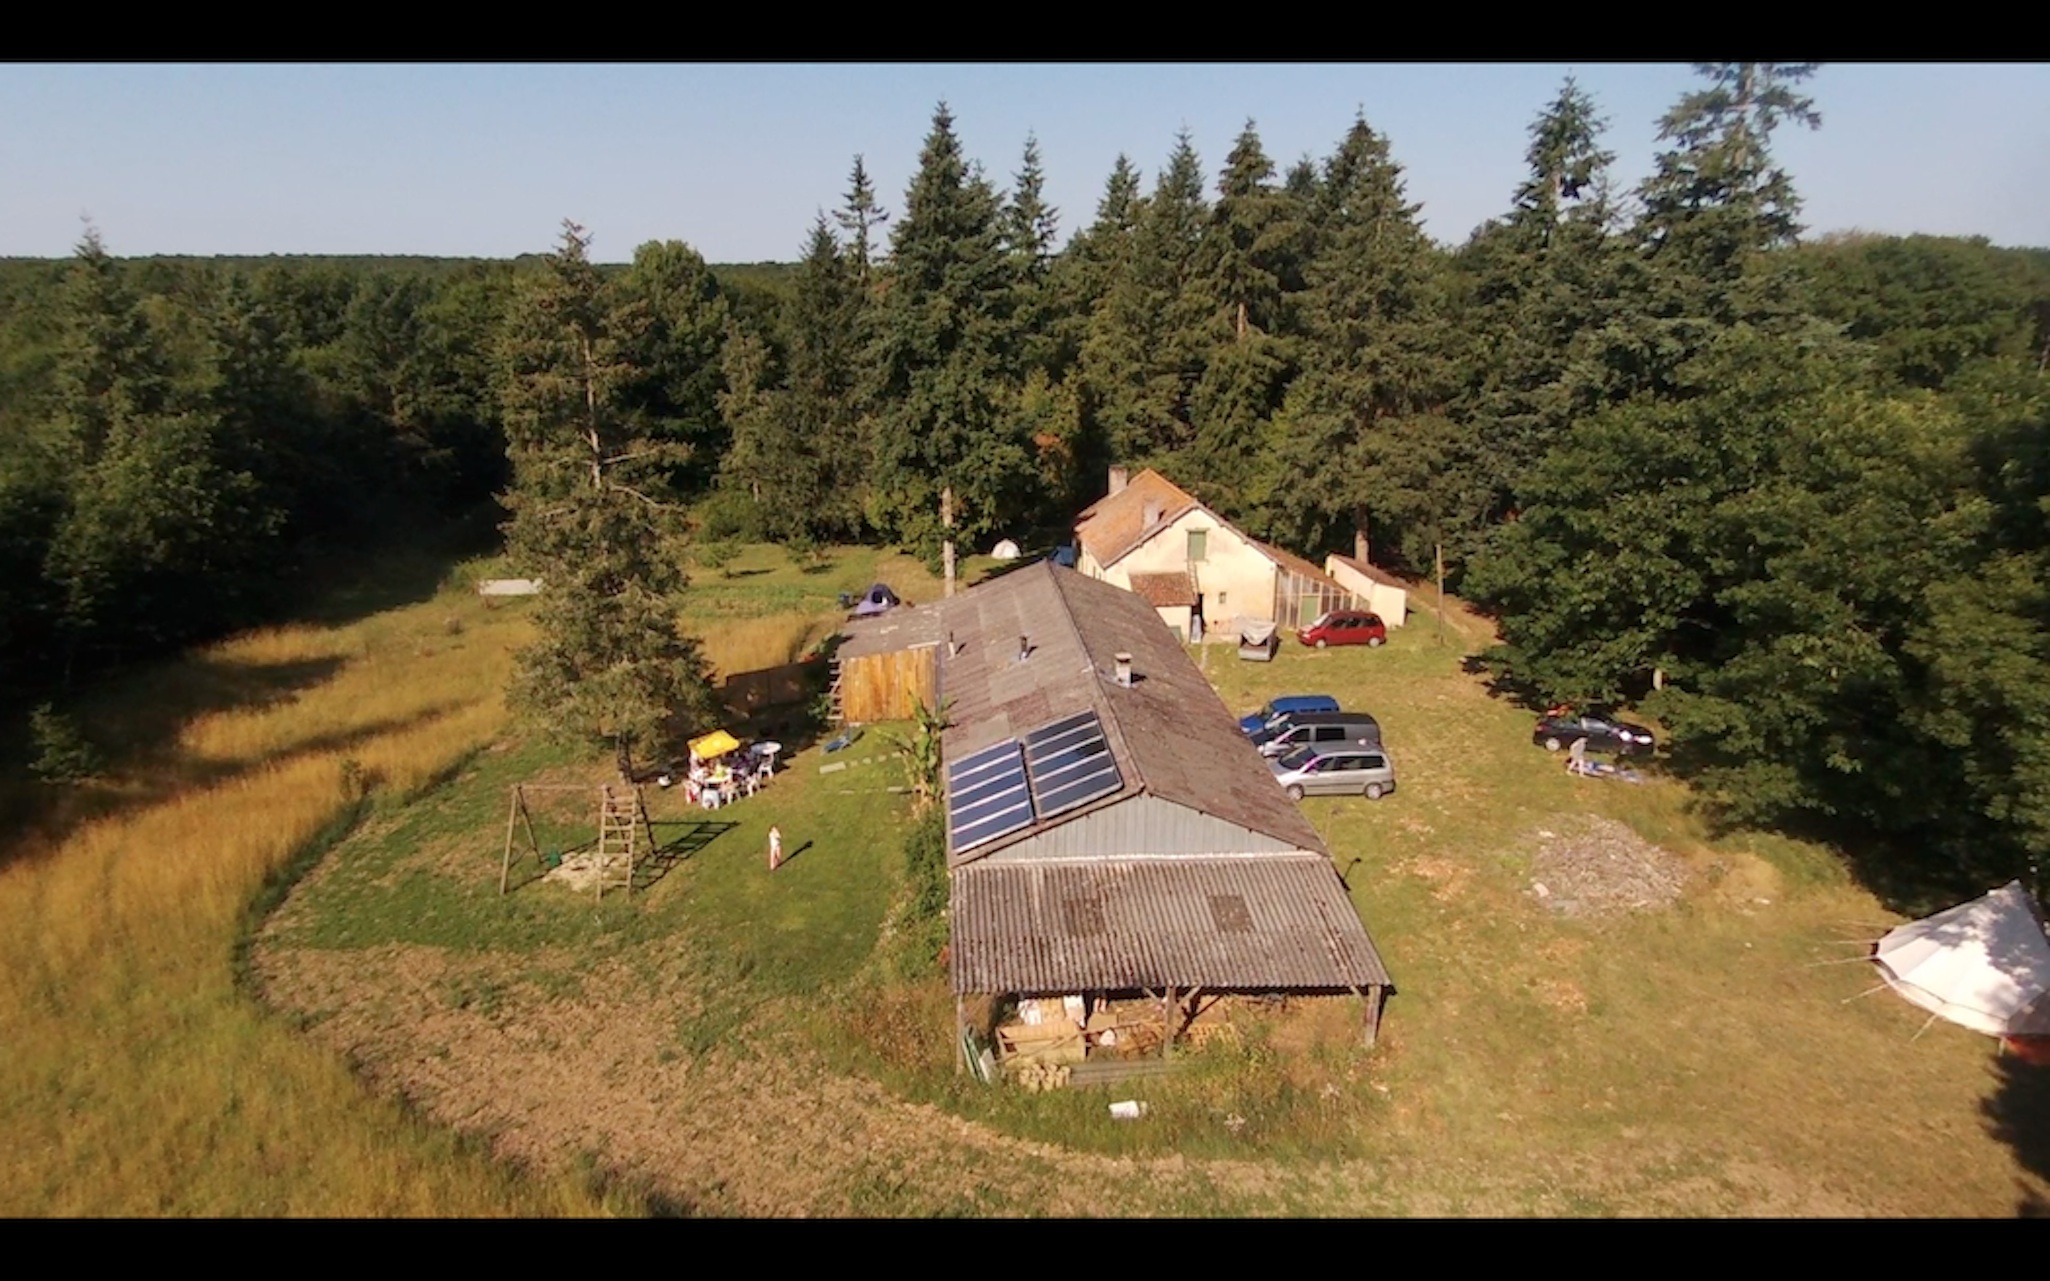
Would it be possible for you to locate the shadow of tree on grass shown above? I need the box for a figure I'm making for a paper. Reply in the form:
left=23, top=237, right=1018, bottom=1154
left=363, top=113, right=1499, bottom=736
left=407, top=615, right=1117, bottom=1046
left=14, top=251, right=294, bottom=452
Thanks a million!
left=1982, top=1052, right=2050, bottom=1216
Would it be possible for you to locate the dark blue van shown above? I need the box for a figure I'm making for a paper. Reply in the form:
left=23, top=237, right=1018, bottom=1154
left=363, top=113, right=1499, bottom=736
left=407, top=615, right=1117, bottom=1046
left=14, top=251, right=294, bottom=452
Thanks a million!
left=1238, top=694, right=1341, bottom=736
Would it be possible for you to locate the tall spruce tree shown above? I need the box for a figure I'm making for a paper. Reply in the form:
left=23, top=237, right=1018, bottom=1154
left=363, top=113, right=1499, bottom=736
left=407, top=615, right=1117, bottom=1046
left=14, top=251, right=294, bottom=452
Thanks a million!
left=498, top=221, right=714, bottom=772
left=1203, top=121, right=1289, bottom=342
left=1071, top=155, right=1158, bottom=471
left=1129, top=130, right=1215, bottom=460
left=869, top=105, right=1036, bottom=583
left=1633, top=62, right=1826, bottom=388
left=1189, top=121, right=1299, bottom=504
left=1003, top=133, right=1064, bottom=375
left=781, top=214, right=871, bottom=539
left=1262, top=115, right=1458, bottom=568
left=835, top=155, right=890, bottom=290
left=43, top=228, right=274, bottom=670
left=1454, top=78, right=1634, bottom=515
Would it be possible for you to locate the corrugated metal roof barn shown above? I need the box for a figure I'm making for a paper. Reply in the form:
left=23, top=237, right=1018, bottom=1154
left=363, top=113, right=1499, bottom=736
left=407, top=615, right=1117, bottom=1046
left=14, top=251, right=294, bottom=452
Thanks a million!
left=893, top=562, right=1391, bottom=1020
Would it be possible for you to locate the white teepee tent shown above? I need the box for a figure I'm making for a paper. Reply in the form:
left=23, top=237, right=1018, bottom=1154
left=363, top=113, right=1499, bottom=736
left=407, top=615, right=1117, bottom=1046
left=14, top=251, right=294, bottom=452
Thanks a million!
left=1872, top=881, right=2050, bottom=1038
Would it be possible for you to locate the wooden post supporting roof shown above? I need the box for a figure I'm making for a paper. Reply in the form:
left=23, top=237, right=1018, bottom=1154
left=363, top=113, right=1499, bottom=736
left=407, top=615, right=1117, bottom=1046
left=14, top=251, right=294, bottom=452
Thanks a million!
left=1363, top=984, right=1387, bottom=1050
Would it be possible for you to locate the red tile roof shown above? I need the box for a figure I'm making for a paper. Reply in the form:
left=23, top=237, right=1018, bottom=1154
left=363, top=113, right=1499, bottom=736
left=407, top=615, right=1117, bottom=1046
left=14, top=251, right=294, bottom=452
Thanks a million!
left=1074, top=469, right=1201, bottom=568
left=1127, top=570, right=1197, bottom=609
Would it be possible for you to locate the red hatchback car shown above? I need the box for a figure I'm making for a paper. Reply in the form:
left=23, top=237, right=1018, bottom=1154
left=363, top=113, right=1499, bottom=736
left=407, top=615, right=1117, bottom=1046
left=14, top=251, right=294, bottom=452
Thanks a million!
left=1298, top=610, right=1387, bottom=649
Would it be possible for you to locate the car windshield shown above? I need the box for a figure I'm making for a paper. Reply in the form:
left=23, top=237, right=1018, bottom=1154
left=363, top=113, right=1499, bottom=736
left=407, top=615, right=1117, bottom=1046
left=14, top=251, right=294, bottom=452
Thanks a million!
left=1277, top=746, right=1317, bottom=771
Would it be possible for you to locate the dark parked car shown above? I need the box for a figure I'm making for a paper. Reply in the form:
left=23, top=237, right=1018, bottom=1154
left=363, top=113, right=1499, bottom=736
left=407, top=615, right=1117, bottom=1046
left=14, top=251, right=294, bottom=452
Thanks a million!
left=1253, top=711, right=1383, bottom=757
left=1238, top=694, right=1341, bottom=736
left=1298, top=610, right=1386, bottom=649
left=1533, top=712, right=1655, bottom=756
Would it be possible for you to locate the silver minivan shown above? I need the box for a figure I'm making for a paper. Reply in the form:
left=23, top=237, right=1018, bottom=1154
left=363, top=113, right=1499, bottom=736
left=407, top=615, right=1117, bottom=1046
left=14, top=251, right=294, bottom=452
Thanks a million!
left=1270, top=744, right=1396, bottom=801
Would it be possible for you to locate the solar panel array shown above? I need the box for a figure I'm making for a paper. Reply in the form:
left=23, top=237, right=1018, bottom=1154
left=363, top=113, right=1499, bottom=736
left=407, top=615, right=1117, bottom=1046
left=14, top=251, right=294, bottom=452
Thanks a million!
left=946, top=710, right=1126, bottom=853
left=947, top=740, right=1033, bottom=853
left=1023, top=711, right=1123, bottom=821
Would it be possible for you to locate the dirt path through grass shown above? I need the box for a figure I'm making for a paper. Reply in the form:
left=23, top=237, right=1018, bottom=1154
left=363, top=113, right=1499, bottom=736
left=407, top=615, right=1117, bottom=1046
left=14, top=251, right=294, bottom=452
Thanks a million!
left=253, top=910, right=1901, bottom=1217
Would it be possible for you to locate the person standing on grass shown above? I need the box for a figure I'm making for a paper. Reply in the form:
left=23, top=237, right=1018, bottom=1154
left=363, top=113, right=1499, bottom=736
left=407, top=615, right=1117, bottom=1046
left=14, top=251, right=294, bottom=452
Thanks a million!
left=769, top=825, right=783, bottom=871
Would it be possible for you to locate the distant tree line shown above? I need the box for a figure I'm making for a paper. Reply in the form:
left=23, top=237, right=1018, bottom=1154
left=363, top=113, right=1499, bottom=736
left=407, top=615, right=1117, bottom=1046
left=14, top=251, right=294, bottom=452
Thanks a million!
left=4, top=63, right=2048, bottom=894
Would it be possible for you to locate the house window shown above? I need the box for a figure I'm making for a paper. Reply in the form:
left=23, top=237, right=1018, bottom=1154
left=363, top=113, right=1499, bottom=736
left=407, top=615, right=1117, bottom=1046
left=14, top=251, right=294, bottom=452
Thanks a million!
left=1187, top=530, right=1208, bottom=563
left=1217, top=591, right=1227, bottom=609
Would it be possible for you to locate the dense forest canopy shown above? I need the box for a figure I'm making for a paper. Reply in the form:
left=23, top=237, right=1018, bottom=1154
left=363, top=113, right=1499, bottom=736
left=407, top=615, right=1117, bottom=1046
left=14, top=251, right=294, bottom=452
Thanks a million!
left=4, top=65, right=2048, bottom=897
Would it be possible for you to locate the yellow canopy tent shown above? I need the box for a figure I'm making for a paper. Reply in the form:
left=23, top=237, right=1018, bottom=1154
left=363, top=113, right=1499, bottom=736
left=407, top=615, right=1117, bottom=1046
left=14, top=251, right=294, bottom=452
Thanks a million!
left=689, top=729, right=742, bottom=761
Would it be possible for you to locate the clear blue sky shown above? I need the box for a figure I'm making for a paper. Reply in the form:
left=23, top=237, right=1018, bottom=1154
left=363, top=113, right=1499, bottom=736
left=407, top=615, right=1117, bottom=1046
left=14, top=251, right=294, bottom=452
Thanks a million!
left=3, top=63, right=2045, bottom=263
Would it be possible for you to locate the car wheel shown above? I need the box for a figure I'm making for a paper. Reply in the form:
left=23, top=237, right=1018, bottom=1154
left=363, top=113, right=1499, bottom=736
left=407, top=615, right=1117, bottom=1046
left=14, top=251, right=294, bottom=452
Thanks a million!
left=1367, top=636, right=1384, bottom=648
left=1314, top=638, right=1327, bottom=649
left=1364, top=782, right=1385, bottom=800
left=1543, top=737, right=1562, bottom=752
left=1285, top=784, right=1305, bottom=801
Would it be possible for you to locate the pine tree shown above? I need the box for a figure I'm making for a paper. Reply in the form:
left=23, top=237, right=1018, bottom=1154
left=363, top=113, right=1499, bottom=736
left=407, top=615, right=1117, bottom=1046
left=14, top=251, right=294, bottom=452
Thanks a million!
left=1634, top=62, right=1826, bottom=384
left=869, top=104, right=1036, bottom=582
left=780, top=215, right=871, bottom=539
left=1454, top=78, right=1635, bottom=514
left=1003, top=133, right=1064, bottom=376
left=1003, top=134, right=1060, bottom=282
left=1204, top=120, right=1287, bottom=342
left=498, top=221, right=715, bottom=771
left=1130, top=130, right=1214, bottom=459
left=1189, top=122, right=1299, bottom=503
left=42, top=227, right=274, bottom=669
left=1070, top=155, right=1156, bottom=470
left=1262, top=115, right=1457, bottom=567
left=834, top=155, right=890, bottom=290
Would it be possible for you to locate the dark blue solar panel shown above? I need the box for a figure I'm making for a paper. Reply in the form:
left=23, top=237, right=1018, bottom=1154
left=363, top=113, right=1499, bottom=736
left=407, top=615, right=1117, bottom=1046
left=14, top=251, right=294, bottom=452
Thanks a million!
left=1023, top=711, right=1099, bottom=754
left=948, top=739, right=1025, bottom=788
left=948, top=740, right=1034, bottom=852
left=1034, top=770, right=1122, bottom=817
left=1023, top=711, right=1122, bottom=820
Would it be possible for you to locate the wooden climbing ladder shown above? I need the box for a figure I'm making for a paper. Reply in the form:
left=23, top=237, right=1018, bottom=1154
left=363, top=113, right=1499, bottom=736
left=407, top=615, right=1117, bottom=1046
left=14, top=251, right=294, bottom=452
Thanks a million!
left=595, top=783, right=652, bottom=903
left=827, top=656, right=845, bottom=726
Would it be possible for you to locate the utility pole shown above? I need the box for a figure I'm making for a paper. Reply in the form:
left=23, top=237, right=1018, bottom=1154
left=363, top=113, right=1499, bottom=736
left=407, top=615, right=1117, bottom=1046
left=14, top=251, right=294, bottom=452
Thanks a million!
left=941, top=484, right=957, bottom=598
left=1435, top=541, right=1446, bottom=648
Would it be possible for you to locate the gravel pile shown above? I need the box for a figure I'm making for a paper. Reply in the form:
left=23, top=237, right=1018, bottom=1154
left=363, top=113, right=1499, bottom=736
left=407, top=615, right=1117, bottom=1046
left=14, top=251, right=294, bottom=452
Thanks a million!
left=1526, top=817, right=1687, bottom=918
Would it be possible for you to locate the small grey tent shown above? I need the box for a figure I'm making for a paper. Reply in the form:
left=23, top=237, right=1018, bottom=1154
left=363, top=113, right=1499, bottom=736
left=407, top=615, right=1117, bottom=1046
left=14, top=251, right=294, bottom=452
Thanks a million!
left=853, top=583, right=902, bottom=618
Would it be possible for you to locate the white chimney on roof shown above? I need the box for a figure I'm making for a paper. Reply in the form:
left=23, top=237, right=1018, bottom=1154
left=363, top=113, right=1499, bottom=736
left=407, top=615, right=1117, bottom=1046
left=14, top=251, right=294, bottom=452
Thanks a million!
left=1109, top=465, right=1130, bottom=496
left=1114, top=652, right=1133, bottom=687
